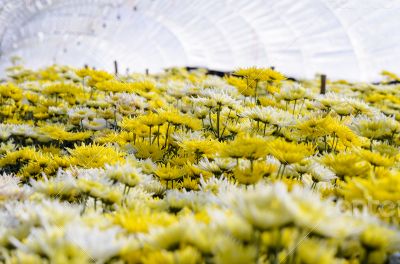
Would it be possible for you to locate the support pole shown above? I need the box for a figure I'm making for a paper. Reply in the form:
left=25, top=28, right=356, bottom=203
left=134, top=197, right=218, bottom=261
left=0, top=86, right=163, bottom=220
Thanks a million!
left=114, top=60, right=118, bottom=75
left=320, top=74, right=327, bottom=94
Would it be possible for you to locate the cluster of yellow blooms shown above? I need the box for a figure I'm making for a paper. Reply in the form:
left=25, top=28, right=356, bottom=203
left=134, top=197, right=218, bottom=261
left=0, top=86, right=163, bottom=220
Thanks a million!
left=1, top=64, right=400, bottom=264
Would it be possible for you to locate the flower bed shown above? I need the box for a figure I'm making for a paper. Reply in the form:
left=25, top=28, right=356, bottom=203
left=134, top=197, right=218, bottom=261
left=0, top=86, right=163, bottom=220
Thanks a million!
left=1, top=65, right=400, bottom=263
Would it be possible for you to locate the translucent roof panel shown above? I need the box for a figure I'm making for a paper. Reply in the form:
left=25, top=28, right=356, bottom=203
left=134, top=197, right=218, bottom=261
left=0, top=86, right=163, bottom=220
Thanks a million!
left=0, top=0, right=399, bottom=81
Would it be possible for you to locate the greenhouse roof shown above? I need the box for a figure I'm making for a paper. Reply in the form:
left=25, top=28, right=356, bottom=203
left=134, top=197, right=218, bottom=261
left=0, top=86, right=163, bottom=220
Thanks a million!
left=0, top=0, right=399, bottom=81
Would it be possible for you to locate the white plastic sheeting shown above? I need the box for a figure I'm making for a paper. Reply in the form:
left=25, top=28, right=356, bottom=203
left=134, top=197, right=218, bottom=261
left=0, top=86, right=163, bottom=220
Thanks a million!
left=0, top=0, right=399, bottom=81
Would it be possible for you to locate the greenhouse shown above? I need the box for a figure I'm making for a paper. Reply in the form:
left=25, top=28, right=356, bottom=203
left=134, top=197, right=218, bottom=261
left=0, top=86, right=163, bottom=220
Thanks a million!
left=0, top=0, right=400, bottom=263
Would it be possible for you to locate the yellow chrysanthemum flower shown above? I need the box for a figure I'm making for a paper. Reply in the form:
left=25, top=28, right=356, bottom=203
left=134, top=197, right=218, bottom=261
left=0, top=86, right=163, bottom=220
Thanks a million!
left=68, top=143, right=124, bottom=168
left=267, top=138, right=315, bottom=165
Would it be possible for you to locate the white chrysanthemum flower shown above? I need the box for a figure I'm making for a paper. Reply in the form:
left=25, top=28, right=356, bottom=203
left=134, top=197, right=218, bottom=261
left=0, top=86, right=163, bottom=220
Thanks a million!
left=123, top=188, right=155, bottom=209
left=0, top=209, right=20, bottom=246
left=317, top=92, right=345, bottom=104
left=10, top=225, right=65, bottom=257
left=331, top=101, right=354, bottom=116
left=105, top=93, right=120, bottom=106
left=0, top=124, right=13, bottom=140
left=346, top=97, right=373, bottom=115
left=86, top=98, right=109, bottom=108
left=272, top=109, right=296, bottom=127
left=225, top=119, right=252, bottom=134
left=105, top=162, right=143, bottom=187
left=166, top=82, right=192, bottom=98
left=75, top=168, right=109, bottom=185
left=191, top=96, right=217, bottom=109
left=0, top=140, right=16, bottom=154
left=144, top=220, right=188, bottom=250
left=5, top=199, right=81, bottom=228
left=30, top=169, right=79, bottom=198
left=139, top=158, right=157, bottom=174
left=138, top=174, right=166, bottom=195
left=65, top=224, right=125, bottom=263
left=351, top=113, right=400, bottom=140
left=31, top=130, right=52, bottom=143
left=201, top=89, right=239, bottom=108
left=240, top=105, right=273, bottom=123
left=200, top=176, right=235, bottom=195
left=164, top=190, right=192, bottom=211
left=214, top=158, right=236, bottom=171
left=192, top=105, right=208, bottom=119
left=0, top=173, right=26, bottom=201
left=82, top=117, right=107, bottom=131
left=241, top=106, right=295, bottom=127
left=197, top=158, right=221, bottom=174
left=165, top=189, right=219, bottom=211
left=11, top=124, right=36, bottom=137
left=228, top=183, right=293, bottom=230
left=48, top=106, right=67, bottom=115
left=278, top=82, right=307, bottom=101
left=67, top=107, right=95, bottom=120
left=202, top=75, right=231, bottom=90
left=309, top=162, right=337, bottom=182
left=287, top=185, right=365, bottom=238
left=265, top=155, right=282, bottom=167
left=121, top=92, right=146, bottom=105
left=208, top=208, right=253, bottom=242
left=212, top=232, right=257, bottom=263
left=171, top=130, right=204, bottom=143
left=75, top=168, right=116, bottom=200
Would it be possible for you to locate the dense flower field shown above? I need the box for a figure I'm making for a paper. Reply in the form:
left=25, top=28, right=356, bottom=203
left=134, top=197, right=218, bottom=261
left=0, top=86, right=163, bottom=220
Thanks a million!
left=1, top=64, right=400, bottom=263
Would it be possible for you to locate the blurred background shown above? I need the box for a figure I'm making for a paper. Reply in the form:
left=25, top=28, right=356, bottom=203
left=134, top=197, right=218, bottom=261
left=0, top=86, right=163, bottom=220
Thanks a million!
left=0, top=0, right=400, bottom=81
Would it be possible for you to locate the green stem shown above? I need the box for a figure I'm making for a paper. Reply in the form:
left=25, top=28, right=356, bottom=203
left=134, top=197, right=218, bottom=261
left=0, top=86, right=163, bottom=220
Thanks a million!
left=281, top=164, right=287, bottom=179
left=157, top=125, right=160, bottom=147
left=208, top=110, right=213, bottom=133
left=149, top=126, right=152, bottom=144
left=255, top=230, right=261, bottom=264
left=254, top=80, right=259, bottom=104
left=276, top=164, right=282, bottom=179
left=217, top=105, right=221, bottom=139
left=163, top=122, right=170, bottom=149
left=113, top=107, right=117, bottom=129
left=220, top=122, right=228, bottom=139
left=195, top=150, right=201, bottom=164
left=298, top=99, right=305, bottom=117
left=292, top=99, right=297, bottom=115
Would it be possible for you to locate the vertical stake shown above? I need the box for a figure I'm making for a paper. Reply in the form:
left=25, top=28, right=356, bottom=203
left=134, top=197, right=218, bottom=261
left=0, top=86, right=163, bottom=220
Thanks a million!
left=320, top=74, right=327, bottom=94
left=114, top=60, right=118, bottom=75
left=145, top=68, right=149, bottom=76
